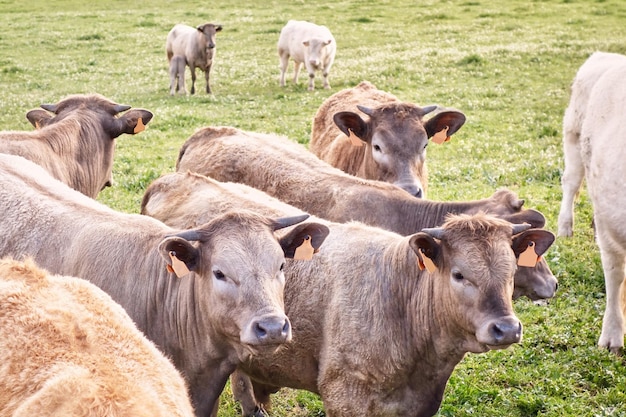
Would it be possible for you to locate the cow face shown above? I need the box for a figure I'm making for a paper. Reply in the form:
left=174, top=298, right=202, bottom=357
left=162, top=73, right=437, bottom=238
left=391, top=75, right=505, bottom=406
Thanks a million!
left=333, top=105, right=466, bottom=198
left=410, top=215, right=554, bottom=353
left=197, top=23, right=222, bottom=51
left=302, top=38, right=332, bottom=68
left=158, top=211, right=329, bottom=359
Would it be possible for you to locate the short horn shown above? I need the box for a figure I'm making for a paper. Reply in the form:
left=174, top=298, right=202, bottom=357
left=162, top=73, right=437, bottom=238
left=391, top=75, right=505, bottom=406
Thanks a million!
left=422, top=227, right=445, bottom=240
left=273, top=214, right=310, bottom=231
left=113, top=104, right=132, bottom=113
left=356, top=105, right=374, bottom=116
left=512, top=223, right=531, bottom=235
left=422, top=105, right=438, bottom=114
left=40, top=103, right=58, bottom=113
left=168, top=230, right=202, bottom=241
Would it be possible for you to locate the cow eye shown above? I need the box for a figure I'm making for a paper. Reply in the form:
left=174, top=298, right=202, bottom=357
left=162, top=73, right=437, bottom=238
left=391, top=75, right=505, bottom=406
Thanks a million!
left=452, top=271, right=464, bottom=281
left=423, top=142, right=428, bottom=150
left=280, top=262, right=285, bottom=272
left=213, top=269, right=226, bottom=280
left=373, top=144, right=381, bottom=152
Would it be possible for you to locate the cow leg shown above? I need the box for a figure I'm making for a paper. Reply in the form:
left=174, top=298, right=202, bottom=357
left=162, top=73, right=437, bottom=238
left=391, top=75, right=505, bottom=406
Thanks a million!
left=278, top=51, right=289, bottom=87
left=322, top=69, right=330, bottom=89
left=293, top=61, right=302, bottom=85
left=557, top=129, right=584, bottom=237
left=597, top=218, right=626, bottom=355
left=205, top=66, right=212, bottom=94
left=190, top=66, right=197, bottom=95
left=231, top=371, right=269, bottom=417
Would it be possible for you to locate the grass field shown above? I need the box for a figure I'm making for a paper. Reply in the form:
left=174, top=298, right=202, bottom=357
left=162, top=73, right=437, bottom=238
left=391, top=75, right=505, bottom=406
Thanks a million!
left=1, top=0, right=626, bottom=416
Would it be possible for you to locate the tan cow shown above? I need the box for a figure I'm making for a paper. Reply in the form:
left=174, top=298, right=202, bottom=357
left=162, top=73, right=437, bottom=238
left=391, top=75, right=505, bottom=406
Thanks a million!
left=166, top=23, right=223, bottom=94
left=0, top=94, right=153, bottom=198
left=0, top=154, right=329, bottom=417
left=310, top=81, right=466, bottom=197
left=141, top=174, right=556, bottom=416
left=557, top=51, right=626, bottom=354
left=176, top=126, right=557, bottom=301
left=0, top=258, right=195, bottom=417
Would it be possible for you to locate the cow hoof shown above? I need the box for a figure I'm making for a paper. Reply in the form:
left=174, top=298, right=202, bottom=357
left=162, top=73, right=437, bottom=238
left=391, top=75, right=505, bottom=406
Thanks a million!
left=247, top=406, right=269, bottom=417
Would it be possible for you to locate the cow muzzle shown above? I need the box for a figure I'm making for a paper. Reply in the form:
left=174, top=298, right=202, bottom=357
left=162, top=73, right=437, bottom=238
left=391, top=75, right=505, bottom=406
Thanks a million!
left=476, top=315, right=522, bottom=349
left=394, top=181, right=424, bottom=199
left=241, top=313, right=292, bottom=346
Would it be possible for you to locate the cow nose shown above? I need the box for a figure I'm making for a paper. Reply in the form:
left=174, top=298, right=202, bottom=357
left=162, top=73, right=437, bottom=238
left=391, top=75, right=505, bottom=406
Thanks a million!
left=395, top=182, right=423, bottom=199
left=486, top=318, right=522, bottom=346
left=208, top=43, right=215, bottom=49
left=251, top=315, right=292, bottom=344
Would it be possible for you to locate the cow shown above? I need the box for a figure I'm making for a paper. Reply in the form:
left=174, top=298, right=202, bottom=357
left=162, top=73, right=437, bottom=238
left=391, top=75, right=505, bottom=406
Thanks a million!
left=0, top=94, right=153, bottom=198
left=0, top=257, right=195, bottom=417
left=556, top=51, right=626, bottom=354
left=0, top=153, right=330, bottom=417
left=143, top=170, right=556, bottom=301
left=277, top=20, right=336, bottom=91
left=169, top=54, right=188, bottom=95
left=141, top=174, right=556, bottom=416
left=166, top=23, right=222, bottom=94
left=309, top=81, right=467, bottom=198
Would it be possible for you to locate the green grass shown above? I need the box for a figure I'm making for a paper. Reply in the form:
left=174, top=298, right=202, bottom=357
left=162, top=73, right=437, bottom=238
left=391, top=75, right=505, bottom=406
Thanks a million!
left=1, top=0, right=626, bottom=416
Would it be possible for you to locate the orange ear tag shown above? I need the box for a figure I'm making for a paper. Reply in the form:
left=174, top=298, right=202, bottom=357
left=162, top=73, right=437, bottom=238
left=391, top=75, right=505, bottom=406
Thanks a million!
left=517, top=241, right=539, bottom=267
left=418, top=248, right=437, bottom=273
left=35, top=121, right=41, bottom=130
left=134, top=117, right=145, bottom=134
left=169, top=251, right=191, bottom=277
left=431, top=126, right=449, bottom=145
left=347, top=129, right=363, bottom=147
left=294, top=235, right=315, bottom=260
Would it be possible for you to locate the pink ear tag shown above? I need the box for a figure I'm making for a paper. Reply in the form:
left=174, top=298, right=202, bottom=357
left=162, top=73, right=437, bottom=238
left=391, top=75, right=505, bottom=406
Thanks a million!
left=294, top=235, right=315, bottom=260
left=517, top=241, right=539, bottom=267
left=134, top=117, right=145, bottom=134
left=431, top=126, right=449, bottom=144
left=419, top=248, right=437, bottom=273
left=347, top=129, right=364, bottom=147
left=169, top=251, right=190, bottom=277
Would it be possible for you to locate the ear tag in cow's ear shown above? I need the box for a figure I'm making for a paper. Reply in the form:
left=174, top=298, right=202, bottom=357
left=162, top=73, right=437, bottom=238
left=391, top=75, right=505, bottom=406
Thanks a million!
left=347, top=129, right=363, bottom=147
left=517, top=241, right=539, bottom=268
left=294, top=235, right=315, bottom=260
left=431, top=126, right=449, bottom=145
left=35, top=121, right=41, bottom=130
left=418, top=248, right=437, bottom=273
left=169, top=251, right=191, bottom=277
left=134, top=117, right=145, bottom=134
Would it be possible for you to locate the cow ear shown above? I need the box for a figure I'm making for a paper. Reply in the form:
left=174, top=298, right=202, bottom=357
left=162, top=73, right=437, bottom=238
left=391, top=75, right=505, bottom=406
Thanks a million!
left=26, top=109, right=53, bottom=129
left=333, top=111, right=369, bottom=143
left=302, top=40, right=310, bottom=47
left=279, top=222, right=330, bottom=259
left=158, top=236, right=200, bottom=277
left=110, top=109, right=154, bottom=137
left=424, top=110, right=466, bottom=138
left=216, top=25, right=223, bottom=32
left=409, top=233, right=442, bottom=272
left=502, top=209, right=546, bottom=229
left=512, top=229, right=555, bottom=259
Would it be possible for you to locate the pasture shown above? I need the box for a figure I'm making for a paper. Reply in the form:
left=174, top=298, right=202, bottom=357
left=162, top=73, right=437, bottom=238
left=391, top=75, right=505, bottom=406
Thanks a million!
left=0, top=0, right=625, bottom=416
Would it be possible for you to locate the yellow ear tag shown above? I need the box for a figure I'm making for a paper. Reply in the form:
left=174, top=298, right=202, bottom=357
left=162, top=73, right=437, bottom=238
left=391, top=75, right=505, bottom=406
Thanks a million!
left=347, top=129, right=364, bottom=147
left=169, top=251, right=191, bottom=277
left=431, top=126, right=449, bottom=145
left=517, top=241, right=539, bottom=267
left=134, top=117, right=145, bottom=134
left=418, top=248, right=437, bottom=273
left=293, top=235, right=315, bottom=260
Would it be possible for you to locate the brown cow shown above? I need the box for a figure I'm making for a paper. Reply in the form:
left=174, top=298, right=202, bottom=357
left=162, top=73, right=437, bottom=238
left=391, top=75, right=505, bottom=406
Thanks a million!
left=141, top=174, right=556, bottom=416
left=175, top=125, right=557, bottom=301
left=0, top=258, right=195, bottom=417
left=0, top=94, right=153, bottom=198
left=310, top=81, right=466, bottom=198
left=0, top=153, right=329, bottom=417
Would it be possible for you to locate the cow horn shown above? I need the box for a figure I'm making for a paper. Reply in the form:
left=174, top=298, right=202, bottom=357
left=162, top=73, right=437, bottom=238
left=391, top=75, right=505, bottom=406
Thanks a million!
left=422, top=105, right=438, bottom=115
left=168, top=230, right=202, bottom=241
left=512, top=223, right=532, bottom=235
left=273, top=214, right=310, bottom=231
left=422, top=227, right=445, bottom=240
left=40, top=103, right=58, bottom=113
left=113, top=104, right=132, bottom=113
left=357, top=105, right=374, bottom=116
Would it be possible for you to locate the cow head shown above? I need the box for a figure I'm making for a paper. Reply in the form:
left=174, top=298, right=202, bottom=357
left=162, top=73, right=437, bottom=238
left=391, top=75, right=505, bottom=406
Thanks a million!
left=333, top=104, right=466, bottom=198
left=197, top=23, right=222, bottom=50
left=410, top=214, right=554, bottom=353
left=158, top=211, right=329, bottom=357
left=303, top=38, right=333, bottom=68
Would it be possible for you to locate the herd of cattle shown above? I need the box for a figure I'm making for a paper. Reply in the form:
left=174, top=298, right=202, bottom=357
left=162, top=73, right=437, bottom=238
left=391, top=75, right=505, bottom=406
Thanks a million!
left=0, top=18, right=624, bottom=417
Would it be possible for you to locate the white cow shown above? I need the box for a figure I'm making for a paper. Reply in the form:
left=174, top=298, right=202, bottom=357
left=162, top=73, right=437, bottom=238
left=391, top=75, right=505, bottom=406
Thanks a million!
left=277, top=20, right=336, bottom=91
left=557, top=51, right=626, bottom=353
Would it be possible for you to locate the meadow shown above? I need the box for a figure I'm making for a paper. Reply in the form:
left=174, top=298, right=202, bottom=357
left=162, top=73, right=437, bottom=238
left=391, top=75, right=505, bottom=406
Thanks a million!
left=1, top=0, right=626, bottom=415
